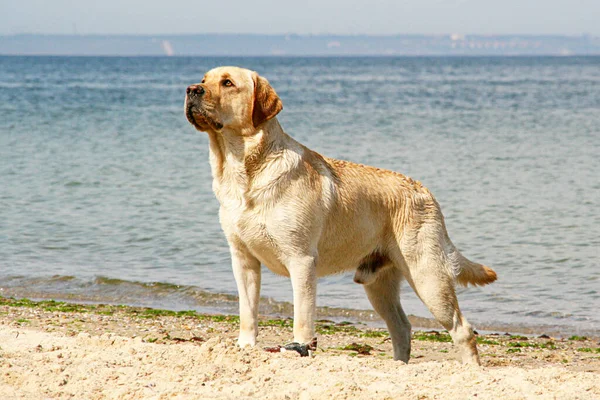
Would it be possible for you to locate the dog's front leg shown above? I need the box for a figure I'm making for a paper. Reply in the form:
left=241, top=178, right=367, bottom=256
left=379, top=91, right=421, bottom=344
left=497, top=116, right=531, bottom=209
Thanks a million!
left=230, top=243, right=261, bottom=347
left=288, top=256, right=317, bottom=344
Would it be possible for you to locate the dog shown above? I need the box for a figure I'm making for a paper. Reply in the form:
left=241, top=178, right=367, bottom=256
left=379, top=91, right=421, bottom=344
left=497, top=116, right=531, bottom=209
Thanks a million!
left=184, top=66, right=497, bottom=364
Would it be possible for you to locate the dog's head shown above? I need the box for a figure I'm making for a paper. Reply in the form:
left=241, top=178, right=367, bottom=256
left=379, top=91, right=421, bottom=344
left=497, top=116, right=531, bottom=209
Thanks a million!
left=185, top=66, right=282, bottom=134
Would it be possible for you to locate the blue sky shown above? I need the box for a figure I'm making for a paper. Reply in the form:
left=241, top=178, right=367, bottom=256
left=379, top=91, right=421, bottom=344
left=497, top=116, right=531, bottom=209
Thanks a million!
left=1, top=0, right=599, bottom=35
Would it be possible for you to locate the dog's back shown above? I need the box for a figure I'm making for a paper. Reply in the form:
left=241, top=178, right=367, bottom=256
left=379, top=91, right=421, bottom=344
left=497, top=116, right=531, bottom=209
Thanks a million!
left=316, top=155, right=496, bottom=288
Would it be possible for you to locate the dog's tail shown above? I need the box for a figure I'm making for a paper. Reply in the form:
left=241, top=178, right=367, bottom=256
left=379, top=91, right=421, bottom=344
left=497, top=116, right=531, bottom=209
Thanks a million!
left=455, top=254, right=497, bottom=287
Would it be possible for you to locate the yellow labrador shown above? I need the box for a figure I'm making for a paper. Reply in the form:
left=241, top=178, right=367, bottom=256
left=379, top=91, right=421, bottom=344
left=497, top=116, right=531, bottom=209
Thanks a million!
left=184, top=66, right=497, bottom=364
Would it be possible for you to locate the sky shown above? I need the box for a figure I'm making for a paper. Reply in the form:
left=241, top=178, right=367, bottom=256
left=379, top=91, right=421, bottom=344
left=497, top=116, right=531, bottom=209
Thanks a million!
left=1, top=0, right=599, bottom=36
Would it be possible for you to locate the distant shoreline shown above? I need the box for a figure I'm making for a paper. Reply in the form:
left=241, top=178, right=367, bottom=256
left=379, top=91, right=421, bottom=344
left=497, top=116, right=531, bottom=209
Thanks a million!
left=2, top=33, right=599, bottom=56
left=3, top=54, right=600, bottom=58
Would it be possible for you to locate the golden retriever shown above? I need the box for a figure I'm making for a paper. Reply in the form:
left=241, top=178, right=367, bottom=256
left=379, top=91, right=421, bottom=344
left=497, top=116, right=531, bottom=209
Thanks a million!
left=184, top=66, right=496, bottom=364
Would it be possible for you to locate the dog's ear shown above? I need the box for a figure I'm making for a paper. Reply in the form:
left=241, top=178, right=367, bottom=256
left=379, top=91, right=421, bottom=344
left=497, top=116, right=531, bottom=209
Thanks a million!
left=252, top=73, right=283, bottom=128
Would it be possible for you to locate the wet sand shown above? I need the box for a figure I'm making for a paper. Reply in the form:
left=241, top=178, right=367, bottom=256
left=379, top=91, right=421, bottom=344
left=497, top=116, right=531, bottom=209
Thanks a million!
left=1, top=297, right=599, bottom=399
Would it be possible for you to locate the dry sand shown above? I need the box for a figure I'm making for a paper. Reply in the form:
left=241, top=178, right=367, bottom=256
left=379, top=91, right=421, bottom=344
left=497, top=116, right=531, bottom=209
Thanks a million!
left=1, top=299, right=599, bottom=399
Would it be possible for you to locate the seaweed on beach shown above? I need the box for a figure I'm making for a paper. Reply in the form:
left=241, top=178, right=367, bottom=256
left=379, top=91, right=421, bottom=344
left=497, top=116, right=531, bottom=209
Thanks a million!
left=342, top=343, right=374, bottom=355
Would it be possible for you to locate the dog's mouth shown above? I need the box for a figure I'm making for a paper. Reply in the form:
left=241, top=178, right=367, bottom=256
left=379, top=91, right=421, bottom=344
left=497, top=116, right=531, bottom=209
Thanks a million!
left=185, top=102, right=223, bottom=132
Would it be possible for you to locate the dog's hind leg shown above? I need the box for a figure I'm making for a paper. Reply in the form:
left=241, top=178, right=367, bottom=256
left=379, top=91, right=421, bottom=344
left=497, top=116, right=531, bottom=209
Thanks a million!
left=402, top=251, right=481, bottom=365
left=362, top=265, right=412, bottom=362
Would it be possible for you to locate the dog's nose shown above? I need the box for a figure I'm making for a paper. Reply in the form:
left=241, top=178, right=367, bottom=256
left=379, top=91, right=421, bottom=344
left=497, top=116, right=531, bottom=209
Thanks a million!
left=186, top=85, right=205, bottom=96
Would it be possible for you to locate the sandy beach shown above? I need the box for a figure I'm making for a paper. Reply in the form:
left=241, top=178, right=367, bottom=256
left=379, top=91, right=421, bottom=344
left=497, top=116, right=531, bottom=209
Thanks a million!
left=1, top=297, right=598, bottom=399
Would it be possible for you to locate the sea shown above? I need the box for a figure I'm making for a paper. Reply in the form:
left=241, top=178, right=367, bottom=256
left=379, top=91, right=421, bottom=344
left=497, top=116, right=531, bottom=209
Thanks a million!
left=1, top=56, right=599, bottom=337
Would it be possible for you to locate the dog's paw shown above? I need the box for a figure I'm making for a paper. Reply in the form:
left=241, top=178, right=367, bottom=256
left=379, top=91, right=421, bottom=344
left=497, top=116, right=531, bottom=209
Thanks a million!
left=237, top=332, right=257, bottom=348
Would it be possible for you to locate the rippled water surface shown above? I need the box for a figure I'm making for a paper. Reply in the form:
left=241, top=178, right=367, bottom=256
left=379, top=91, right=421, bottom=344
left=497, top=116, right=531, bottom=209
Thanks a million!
left=1, top=56, right=599, bottom=336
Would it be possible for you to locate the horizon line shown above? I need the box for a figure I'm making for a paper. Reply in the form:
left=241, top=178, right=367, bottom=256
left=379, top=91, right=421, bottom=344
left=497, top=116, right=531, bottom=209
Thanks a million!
left=2, top=54, right=600, bottom=58
left=2, top=32, right=598, bottom=38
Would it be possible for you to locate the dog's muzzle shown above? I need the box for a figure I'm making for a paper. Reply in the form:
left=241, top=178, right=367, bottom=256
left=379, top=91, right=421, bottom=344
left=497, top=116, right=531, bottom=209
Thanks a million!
left=184, top=87, right=223, bottom=131
left=185, top=102, right=197, bottom=126
left=185, top=84, right=205, bottom=127
left=186, top=84, right=205, bottom=97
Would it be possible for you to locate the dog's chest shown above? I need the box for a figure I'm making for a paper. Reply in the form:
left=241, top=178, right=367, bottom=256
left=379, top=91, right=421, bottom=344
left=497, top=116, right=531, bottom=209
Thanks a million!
left=212, top=155, right=287, bottom=243
left=214, top=177, right=288, bottom=272
left=229, top=206, right=290, bottom=276
left=221, top=197, right=267, bottom=241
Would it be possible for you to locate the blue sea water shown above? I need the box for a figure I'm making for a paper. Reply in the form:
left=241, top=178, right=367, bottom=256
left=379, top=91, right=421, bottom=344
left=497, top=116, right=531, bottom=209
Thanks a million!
left=0, top=56, right=599, bottom=336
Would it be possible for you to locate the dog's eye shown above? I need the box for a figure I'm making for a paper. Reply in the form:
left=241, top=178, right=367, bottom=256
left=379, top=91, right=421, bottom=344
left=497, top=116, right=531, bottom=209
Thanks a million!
left=201, top=79, right=205, bottom=84
left=222, top=79, right=234, bottom=87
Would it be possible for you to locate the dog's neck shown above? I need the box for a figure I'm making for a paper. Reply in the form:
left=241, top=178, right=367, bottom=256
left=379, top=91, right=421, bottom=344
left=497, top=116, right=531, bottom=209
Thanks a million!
left=206, top=117, right=289, bottom=191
